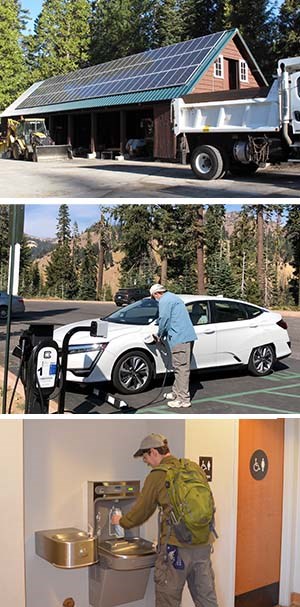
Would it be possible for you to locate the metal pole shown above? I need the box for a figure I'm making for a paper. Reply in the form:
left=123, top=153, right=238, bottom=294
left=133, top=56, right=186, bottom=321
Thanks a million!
left=57, top=325, right=92, bottom=414
left=2, top=207, right=17, bottom=414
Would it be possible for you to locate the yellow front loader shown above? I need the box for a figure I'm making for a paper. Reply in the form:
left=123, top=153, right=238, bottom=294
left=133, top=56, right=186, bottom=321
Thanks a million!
left=3, top=118, right=72, bottom=161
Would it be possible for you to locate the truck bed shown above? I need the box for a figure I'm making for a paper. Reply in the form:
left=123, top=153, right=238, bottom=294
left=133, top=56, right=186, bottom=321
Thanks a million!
left=182, top=86, right=270, bottom=104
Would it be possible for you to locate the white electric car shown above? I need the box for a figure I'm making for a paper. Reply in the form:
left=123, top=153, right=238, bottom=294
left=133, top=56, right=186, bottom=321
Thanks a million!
left=53, top=295, right=291, bottom=395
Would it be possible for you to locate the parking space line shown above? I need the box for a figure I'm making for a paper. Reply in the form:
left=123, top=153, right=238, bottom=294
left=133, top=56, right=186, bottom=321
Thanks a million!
left=263, top=372, right=300, bottom=382
left=136, top=380, right=300, bottom=414
left=191, top=382, right=300, bottom=404
left=263, top=391, right=300, bottom=399
left=205, top=399, right=293, bottom=414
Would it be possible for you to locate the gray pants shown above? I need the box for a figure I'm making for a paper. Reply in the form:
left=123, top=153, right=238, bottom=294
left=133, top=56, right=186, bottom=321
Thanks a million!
left=171, top=342, right=193, bottom=404
left=154, top=544, right=219, bottom=607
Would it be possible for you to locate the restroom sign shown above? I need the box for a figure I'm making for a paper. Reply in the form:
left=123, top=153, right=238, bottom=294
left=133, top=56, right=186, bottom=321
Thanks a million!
left=250, top=449, right=269, bottom=480
left=199, top=457, right=213, bottom=482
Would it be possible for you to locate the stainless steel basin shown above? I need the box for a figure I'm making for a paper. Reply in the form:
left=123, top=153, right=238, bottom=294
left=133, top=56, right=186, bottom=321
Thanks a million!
left=98, top=537, right=157, bottom=570
left=35, top=527, right=98, bottom=568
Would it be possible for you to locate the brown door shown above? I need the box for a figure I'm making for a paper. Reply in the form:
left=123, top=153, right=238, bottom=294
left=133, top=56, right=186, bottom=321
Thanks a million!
left=235, top=419, right=284, bottom=607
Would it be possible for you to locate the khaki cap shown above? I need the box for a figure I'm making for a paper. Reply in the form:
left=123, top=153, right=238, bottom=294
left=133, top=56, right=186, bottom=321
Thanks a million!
left=133, top=433, right=167, bottom=457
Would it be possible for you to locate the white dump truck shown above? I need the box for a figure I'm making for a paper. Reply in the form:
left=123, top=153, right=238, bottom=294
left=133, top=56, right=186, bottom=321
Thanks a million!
left=172, top=57, right=300, bottom=179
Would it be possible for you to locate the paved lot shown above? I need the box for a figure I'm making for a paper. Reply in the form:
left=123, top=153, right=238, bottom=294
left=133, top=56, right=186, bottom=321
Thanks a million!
left=1, top=157, right=300, bottom=198
left=1, top=299, right=299, bottom=415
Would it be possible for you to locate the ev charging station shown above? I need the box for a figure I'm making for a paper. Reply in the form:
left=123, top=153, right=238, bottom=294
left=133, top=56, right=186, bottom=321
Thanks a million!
left=13, top=324, right=60, bottom=414
left=12, top=320, right=130, bottom=414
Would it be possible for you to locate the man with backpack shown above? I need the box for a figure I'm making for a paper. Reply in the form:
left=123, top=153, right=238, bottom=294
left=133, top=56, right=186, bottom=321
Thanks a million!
left=111, top=433, right=219, bottom=607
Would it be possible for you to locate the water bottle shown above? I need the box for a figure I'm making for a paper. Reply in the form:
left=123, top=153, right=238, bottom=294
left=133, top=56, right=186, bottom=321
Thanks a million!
left=111, top=505, right=124, bottom=538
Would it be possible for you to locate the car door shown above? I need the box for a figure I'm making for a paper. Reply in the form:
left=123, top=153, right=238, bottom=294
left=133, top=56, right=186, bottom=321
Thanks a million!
left=185, top=300, right=218, bottom=368
left=211, top=299, right=255, bottom=366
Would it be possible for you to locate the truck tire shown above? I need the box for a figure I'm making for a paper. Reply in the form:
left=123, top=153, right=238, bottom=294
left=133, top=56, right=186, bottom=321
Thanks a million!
left=191, top=145, right=225, bottom=180
left=229, top=161, right=259, bottom=177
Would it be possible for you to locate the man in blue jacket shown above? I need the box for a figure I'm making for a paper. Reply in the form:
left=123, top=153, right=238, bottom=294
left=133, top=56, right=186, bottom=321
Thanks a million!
left=150, top=284, right=197, bottom=408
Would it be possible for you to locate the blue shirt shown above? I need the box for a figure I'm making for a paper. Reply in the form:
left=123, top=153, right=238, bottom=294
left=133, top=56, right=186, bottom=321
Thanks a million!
left=158, top=291, right=197, bottom=348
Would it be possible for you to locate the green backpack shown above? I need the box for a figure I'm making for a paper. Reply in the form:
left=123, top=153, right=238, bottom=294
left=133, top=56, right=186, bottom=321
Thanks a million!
left=156, top=458, right=217, bottom=545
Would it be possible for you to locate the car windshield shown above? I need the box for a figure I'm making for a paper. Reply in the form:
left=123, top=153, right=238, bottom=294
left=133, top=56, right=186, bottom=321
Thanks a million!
left=103, top=298, right=159, bottom=325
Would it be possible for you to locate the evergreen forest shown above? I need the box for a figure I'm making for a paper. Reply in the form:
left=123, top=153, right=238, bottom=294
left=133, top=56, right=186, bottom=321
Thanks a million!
left=1, top=204, right=300, bottom=309
left=1, top=0, right=300, bottom=111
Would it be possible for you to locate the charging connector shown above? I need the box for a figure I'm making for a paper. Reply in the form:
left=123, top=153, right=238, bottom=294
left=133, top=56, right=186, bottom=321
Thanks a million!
left=90, top=320, right=108, bottom=338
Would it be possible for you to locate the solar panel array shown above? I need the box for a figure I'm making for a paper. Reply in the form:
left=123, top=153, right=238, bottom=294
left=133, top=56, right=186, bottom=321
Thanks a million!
left=17, top=32, right=225, bottom=109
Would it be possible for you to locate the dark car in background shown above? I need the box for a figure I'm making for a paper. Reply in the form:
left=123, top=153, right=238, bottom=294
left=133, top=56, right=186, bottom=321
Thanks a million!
left=0, top=291, right=25, bottom=320
left=114, top=287, right=149, bottom=307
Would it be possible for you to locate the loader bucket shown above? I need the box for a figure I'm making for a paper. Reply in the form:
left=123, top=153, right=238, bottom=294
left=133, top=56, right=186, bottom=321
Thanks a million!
left=35, top=144, right=72, bottom=161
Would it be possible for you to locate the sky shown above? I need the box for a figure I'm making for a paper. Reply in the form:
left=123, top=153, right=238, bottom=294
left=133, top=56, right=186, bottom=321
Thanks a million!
left=21, top=0, right=43, bottom=31
left=24, top=204, right=245, bottom=239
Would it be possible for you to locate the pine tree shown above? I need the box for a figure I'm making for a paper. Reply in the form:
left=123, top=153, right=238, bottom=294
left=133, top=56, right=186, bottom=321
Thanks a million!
left=25, top=0, right=91, bottom=81
left=230, top=208, right=260, bottom=303
left=79, top=230, right=97, bottom=300
left=112, top=205, right=154, bottom=285
left=286, top=205, right=300, bottom=307
left=204, top=205, right=226, bottom=289
left=180, top=0, right=222, bottom=41
left=31, top=262, right=42, bottom=296
left=90, top=0, right=133, bottom=64
left=206, top=257, right=238, bottom=297
left=152, top=0, right=182, bottom=48
left=275, top=0, right=300, bottom=60
left=0, top=0, right=29, bottom=110
left=0, top=206, right=9, bottom=289
left=45, top=204, right=78, bottom=299
left=220, top=0, right=276, bottom=79
left=19, top=236, right=33, bottom=295
left=94, top=209, right=115, bottom=299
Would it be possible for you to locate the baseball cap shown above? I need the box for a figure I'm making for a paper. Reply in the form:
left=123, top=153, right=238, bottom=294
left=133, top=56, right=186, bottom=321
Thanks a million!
left=149, top=283, right=166, bottom=297
left=133, top=433, right=167, bottom=457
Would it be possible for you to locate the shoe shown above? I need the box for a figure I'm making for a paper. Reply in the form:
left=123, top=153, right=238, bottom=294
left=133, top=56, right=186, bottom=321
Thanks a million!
left=163, top=392, right=176, bottom=400
left=167, top=399, right=191, bottom=408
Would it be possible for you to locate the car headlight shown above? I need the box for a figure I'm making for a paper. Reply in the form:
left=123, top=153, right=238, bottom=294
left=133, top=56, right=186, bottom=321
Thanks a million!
left=68, top=343, right=108, bottom=355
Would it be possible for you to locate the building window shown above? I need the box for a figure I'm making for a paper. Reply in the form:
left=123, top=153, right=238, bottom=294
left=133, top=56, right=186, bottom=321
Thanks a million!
left=239, top=60, right=248, bottom=83
left=214, top=56, right=224, bottom=79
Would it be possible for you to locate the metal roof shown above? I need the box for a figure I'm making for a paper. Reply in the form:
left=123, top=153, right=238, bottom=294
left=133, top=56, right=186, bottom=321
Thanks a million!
left=1, top=29, right=267, bottom=117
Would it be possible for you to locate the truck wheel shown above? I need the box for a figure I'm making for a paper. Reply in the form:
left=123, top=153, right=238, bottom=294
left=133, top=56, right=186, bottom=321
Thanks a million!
left=229, top=161, right=259, bottom=177
left=191, top=145, right=225, bottom=180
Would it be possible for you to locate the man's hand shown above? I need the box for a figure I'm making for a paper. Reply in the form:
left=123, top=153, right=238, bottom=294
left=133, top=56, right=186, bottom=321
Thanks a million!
left=111, top=513, right=122, bottom=525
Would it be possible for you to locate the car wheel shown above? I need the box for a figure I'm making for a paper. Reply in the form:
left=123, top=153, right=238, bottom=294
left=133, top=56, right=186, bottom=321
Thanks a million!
left=0, top=306, right=8, bottom=320
left=191, top=145, right=225, bottom=180
left=112, top=350, right=153, bottom=394
left=248, top=344, right=275, bottom=376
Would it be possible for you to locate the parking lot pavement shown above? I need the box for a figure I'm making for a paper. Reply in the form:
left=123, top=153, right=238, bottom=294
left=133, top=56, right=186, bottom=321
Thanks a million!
left=54, top=358, right=300, bottom=415
left=0, top=157, right=300, bottom=197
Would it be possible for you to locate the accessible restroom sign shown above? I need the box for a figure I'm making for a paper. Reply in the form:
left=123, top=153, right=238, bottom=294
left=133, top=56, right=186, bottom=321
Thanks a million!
left=199, top=457, right=213, bottom=482
left=250, top=449, right=269, bottom=480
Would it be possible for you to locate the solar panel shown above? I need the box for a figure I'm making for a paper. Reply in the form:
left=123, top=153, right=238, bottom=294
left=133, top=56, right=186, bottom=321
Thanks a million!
left=17, top=31, right=225, bottom=109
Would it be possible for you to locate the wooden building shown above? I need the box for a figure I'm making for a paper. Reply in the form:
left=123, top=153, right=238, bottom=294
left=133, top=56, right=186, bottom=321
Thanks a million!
left=1, top=29, right=267, bottom=162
